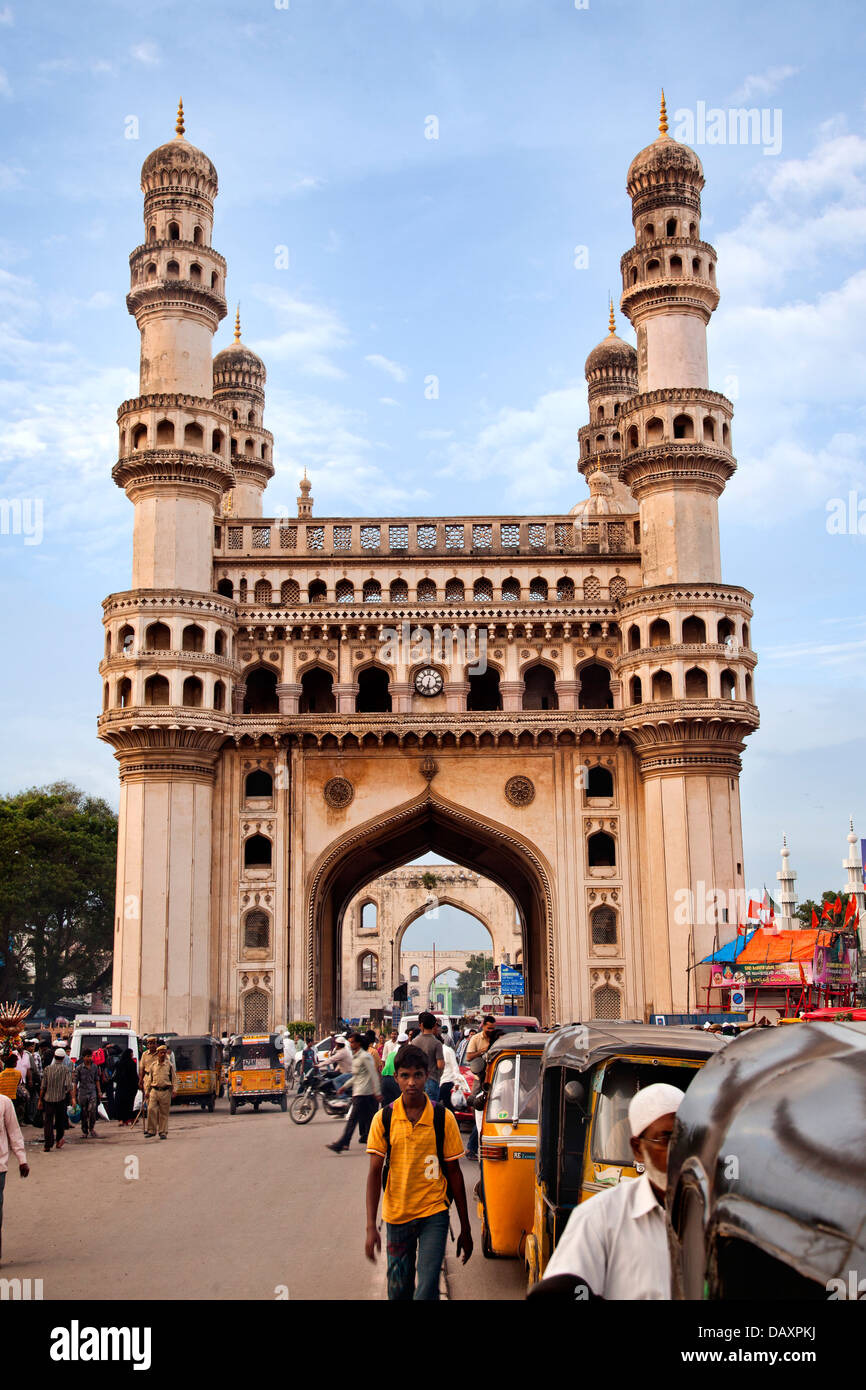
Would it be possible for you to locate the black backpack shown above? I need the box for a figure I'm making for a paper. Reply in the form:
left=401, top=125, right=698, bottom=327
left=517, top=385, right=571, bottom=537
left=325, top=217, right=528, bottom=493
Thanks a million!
left=381, top=1101, right=454, bottom=1205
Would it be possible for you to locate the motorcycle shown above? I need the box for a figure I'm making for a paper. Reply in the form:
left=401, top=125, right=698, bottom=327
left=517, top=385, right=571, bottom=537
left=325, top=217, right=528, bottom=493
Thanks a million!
left=289, top=1066, right=351, bottom=1125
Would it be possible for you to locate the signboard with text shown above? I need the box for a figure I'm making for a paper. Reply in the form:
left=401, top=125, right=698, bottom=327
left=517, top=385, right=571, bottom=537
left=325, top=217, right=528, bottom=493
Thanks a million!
left=499, top=964, right=525, bottom=997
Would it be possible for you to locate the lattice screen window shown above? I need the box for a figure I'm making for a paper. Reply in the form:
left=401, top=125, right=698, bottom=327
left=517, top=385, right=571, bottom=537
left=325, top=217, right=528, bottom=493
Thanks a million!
left=252, top=527, right=271, bottom=549
left=591, top=905, right=617, bottom=946
left=473, top=578, right=493, bottom=602
left=417, top=525, right=438, bottom=549
left=361, top=526, right=381, bottom=549
left=445, top=524, right=464, bottom=549
left=501, top=524, right=520, bottom=548
left=306, top=526, right=324, bottom=551
left=279, top=526, right=297, bottom=550
left=243, top=988, right=270, bottom=1032
left=239, top=579, right=248, bottom=602
left=363, top=580, right=382, bottom=604
left=528, top=523, right=547, bottom=549
left=445, top=578, right=465, bottom=600
left=501, top=578, right=521, bottom=601
left=281, top=579, right=300, bottom=604
left=390, top=580, right=408, bottom=603
left=557, top=577, right=575, bottom=601
left=334, top=525, right=352, bottom=550
left=228, top=527, right=243, bottom=550
left=609, top=576, right=627, bottom=599
left=554, top=523, right=571, bottom=546
left=244, top=910, right=270, bottom=950
left=529, top=577, right=549, bottom=602
left=417, top=578, right=437, bottom=601
left=254, top=579, right=272, bottom=603
left=581, top=522, right=600, bottom=545
left=389, top=525, right=408, bottom=550
left=359, top=952, right=379, bottom=990
left=584, top=576, right=601, bottom=600
left=592, top=984, right=621, bottom=1020
left=472, top=524, right=492, bottom=549
left=335, top=579, right=355, bottom=603
left=608, top=524, right=626, bottom=552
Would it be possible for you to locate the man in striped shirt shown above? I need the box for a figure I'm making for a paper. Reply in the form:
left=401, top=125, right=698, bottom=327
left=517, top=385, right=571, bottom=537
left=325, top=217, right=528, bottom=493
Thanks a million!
left=39, top=1049, right=74, bottom=1152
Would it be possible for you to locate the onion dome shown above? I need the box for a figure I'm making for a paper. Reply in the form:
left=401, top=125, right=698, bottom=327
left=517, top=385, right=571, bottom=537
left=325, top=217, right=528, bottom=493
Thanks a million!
left=570, top=470, right=632, bottom=518
left=213, top=308, right=266, bottom=394
left=140, top=100, right=218, bottom=200
left=626, top=92, right=703, bottom=213
left=584, top=301, right=637, bottom=387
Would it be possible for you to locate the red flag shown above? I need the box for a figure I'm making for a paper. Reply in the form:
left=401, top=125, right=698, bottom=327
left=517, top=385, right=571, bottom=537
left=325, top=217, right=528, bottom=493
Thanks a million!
left=835, top=895, right=842, bottom=918
left=844, top=896, right=856, bottom=926
left=811, top=908, right=819, bottom=929
left=746, top=899, right=761, bottom=921
left=821, top=900, right=832, bottom=920
left=798, top=961, right=807, bottom=986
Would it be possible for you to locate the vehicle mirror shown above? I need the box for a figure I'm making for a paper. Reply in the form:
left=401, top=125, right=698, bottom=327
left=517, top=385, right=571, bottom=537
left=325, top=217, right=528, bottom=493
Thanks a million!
left=496, top=1059, right=514, bottom=1076
left=564, top=1079, right=586, bottom=1107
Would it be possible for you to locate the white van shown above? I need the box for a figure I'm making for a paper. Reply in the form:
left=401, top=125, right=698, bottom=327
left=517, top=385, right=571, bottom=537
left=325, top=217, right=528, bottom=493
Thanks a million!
left=69, top=1015, right=141, bottom=1065
left=397, top=1012, right=459, bottom=1041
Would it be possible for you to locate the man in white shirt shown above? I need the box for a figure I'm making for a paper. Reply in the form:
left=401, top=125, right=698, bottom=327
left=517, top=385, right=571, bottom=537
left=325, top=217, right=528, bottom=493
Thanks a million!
left=327, top=1033, right=382, bottom=1153
left=531, top=1082, right=685, bottom=1300
left=0, top=1092, right=30, bottom=1264
left=382, top=1028, right=400, bottom=1063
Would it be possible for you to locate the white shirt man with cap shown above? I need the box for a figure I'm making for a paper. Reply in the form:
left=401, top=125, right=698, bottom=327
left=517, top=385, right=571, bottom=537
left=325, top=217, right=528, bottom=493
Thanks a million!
left=533, top=1082, right=685, bottom=1300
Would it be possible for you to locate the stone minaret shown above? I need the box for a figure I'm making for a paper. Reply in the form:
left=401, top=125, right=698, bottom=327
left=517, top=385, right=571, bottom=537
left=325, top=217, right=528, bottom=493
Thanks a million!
left=101, top=103, right=237, bottom=1033
left=578, top=300, right=639, bottom=512
left=212, top=307, right=274, bottom=518
left=617, top=95, right=759, bottom=1010
left=776, top=834, right=798, bottom=932
left=842, top=818, right=866, bottom=953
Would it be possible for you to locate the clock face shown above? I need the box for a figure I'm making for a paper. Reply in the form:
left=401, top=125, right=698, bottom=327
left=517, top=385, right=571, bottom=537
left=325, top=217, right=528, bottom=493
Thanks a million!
left=414, top=666, right=444, bottom=697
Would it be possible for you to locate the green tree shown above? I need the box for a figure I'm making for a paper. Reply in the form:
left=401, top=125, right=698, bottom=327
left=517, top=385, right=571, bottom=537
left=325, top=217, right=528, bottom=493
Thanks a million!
left=0, top=782, right=117, bottom=1007
left=456, top=952, right=494, bottom=1009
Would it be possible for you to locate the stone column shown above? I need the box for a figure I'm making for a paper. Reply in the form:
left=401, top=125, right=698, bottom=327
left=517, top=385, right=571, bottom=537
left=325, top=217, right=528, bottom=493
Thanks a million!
left=277, top=682, right=301, bottom=714
left=334, top=682, right=358, bottom=714
left=556, top=679, right=581, bottom=711
left=390, top=681, right=413, bottom=714
left=446, top=680, right=469, bottom=713
left=500, top=680, right=524, bottom=712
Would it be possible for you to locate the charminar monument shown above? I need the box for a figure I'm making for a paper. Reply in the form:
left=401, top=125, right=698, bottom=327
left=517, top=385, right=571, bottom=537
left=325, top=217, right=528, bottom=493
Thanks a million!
left=98, top=96, right=759, bottom=1035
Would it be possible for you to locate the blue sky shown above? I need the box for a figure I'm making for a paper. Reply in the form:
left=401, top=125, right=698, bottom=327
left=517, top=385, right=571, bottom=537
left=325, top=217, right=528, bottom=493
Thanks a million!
left=1, top=0, right=865, bottom=905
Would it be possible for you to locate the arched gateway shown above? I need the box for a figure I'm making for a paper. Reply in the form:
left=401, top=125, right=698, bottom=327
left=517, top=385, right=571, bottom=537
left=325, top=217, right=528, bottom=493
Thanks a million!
left=100, top=105, right=759, bottom=1038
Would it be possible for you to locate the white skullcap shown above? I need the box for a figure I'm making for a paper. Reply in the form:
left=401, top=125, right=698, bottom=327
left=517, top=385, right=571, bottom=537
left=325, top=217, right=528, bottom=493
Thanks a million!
left=397, top=1033, right=409, bottom=1043
left=628, top=1083, right=685, bottom=1139
left=54, top=1048, right=67, bottom=1058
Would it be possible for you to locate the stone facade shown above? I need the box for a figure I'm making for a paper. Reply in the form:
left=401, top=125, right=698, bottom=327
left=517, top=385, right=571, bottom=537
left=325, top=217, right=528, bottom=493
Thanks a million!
left=100, top=102, right=759, bottom=1036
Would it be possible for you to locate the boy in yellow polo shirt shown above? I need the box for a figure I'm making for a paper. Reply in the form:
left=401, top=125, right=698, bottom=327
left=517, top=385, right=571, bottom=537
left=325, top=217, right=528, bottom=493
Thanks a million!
left=366, top=1043, right=473, bottom=1299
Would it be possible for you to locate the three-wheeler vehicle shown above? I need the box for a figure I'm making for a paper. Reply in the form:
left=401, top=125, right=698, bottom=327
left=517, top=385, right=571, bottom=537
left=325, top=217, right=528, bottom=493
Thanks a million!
left=477, top=1032, right=546, bottom=1259
left=227, top=1033, right=287, bottom=1114
left=170, top=1036, right=222, bottom=1112
left=525, top=1022, right=727, bottom=1286
left=667, top=1018, right=866, bottom=1299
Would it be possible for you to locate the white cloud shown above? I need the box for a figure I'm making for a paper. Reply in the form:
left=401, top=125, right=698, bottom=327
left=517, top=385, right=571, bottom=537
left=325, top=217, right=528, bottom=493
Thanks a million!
left=365, top=353, right=408, bottom=383
left=0, top=7, right=13, bottom=24
left=379, top=396, right=399, bottom=406
left=0, top=163, right=24, bottom=191
left=418, top=428, right=454, bottom=441
left=251, top=286, right=351, bottom=379
left=0, top=66, right=11, bottom=98
left=130, top=42, right=159, bottom=66
left=731, top=65, right=799, bottom=104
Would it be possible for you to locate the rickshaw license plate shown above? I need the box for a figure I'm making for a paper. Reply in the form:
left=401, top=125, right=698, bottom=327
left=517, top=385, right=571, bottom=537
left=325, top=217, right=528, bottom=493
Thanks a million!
left=512, top=1150, right=535, bottom=1160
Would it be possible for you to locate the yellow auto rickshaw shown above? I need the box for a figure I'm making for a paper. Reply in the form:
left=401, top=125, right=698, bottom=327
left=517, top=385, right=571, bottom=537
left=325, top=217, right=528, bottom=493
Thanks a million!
left=477, top=1032, right=545, bottom=1259
left=170, top=1036, right=222, bottom=1112
left=525, top=1023, right=728, bottom=1286
left=228, top=1034, right=287, bottom=1114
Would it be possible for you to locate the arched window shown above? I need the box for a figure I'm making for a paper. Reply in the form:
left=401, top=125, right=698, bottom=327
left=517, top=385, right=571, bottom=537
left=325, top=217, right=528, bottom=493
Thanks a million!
left=156, top=418, right=175, bottom=445
left=243, top=989, right=270, bottom=1033
left=211, top=272, right=219, bottom=290
left=583, top=576, right=601, bottom=601
left=742, top=622, right=750, bottom=648
left=359, top=953, right=378, bottom=991
left=586, top=765, right=614, bottom=798
left=644, top=223, right=655, bottom=240
left=681, top=615, right=706, bottom=644
left=363, top=579, right=382, bottom=604
left=646, top=417, right=664, bottom=443
left=145, top=621, right=171, bottom=650
left=361, top=902, right=378, bottom=931
left=666, top=218, right=677, bottom=237
left=628, top=624, right=641, bottom=652
left=588, top=831, right=616, bottom=868
left=409, top=964, right=419, bottom=981
left=244, top=834, right=272, bottom=868
left=596, top=405, right=605, bottom=422
left=685, top=666, right=708, bottom=697
left=239, top=578, right=247, bottom=602
left=118, top=677, right=132, bottom=708
left=629, top=675, right=642, bottom=705
left=144, top=674, right=170, bottom=706
left=308, top=580, right=327, bottom=603
left=145, top=262, right=157, bottom=278
left=578, top=663, right=613, bottom=710
left=670, top=255, right=682, bottom=277
left=214, top=630, right=226, bottom=656
left=182, top=676, right=203, bottom=707
left=243, top=667, right=279, bottom=714
left=299, top=666, right=335, bottom=713
left=720, top=668, right=737, bottom=699
left=693, top=258, right=702, bottom=276
left=501, top=577, right=521, bottom=602
left=651, top=670, right=673, bottom=701
left=244, top=910, right=270, bottom=950
left=281, top=579, right=300, bottom=604
left=591, top=905, right=617, bottom=945
left=467, top=668, right=501, bottom=711
left=444, top=578, right=465, bottom=601
left=417, top=578, right=437, bottom=602
left=147, top=225, right=156, bottom=244
left=557, top=577, right=575, bottom=601
left=213, top=680, right=225, bottom=710
left=649, top=618, right=670, bottom=646
left=119, top=624, right=135, bottom=653
left=254, top=579, right=272, bottom=603
left=673, top=414, right=694, bottom=440
left=217, top=578, right=234, bottom=598
left=245, top=769, right=273, bottom=798
left=473, top=578, right=493, bottom=602
left=211, top=429, right=224, bottom=454
left=335, top=579, right=355, bottom=604
left=646, top=258, right=660, bottom=277
left=356, top=667, right=391, bottom=713
left=745, top=673, right=753, bottom=701
left=193, top=225, right=204, bottom=246
left=247, top=410, right=255, bottom=425
left=105, top=630, right=112, bottom=658
left=167, top=221, right=180, bottom=241
left=166, top=260, right=180, bottom=279
left=244, top=438, right=254, bottom=457
left=182, top=623, right=204, bottom=652
left=522, top=664, right=558, bottom=711
left=390, top=579, right=408, bottom=603
left=102, top=681, right=109, bottom=711
left=609, top=576, right=627, bottom=600
left=189, top=263, right=202, bottom=284
left=529, top=577, right=548, bottom=602
left=627, top=425, right=639, bottom=449
left=592, top=984, right=621, bottom=1020
left=717, top=617, right=735, bottom=643
left=132, top=423, right=148, bottom=450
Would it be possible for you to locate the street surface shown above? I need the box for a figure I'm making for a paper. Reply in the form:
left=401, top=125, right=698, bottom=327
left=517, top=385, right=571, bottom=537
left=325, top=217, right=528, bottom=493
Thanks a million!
left=3, top=1098, right=525, bottom=1301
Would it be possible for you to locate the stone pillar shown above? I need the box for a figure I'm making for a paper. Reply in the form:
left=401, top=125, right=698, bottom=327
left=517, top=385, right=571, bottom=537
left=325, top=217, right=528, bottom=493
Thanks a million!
left=500, top=680, right=524, bottom=712
left=277, top=682, right=301, bottom=714
left=556, top=679, right=581, bottom=711
left=334, top=682, right=358, bottom=714
left=390, top=681, right=413, bottom=714
left=232, top=684, right=245, bottom=714
left=445, top=680, right=469, bottom=713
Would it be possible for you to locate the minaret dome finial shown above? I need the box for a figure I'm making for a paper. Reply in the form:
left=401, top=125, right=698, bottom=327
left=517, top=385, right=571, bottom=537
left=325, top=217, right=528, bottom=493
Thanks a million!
left=659, top=89, right=668, bottom=137
left=608, top=296, right=616, bottom=336
left=175, top=97, right=185, bottom=139
left=234, top=305, right=241, bottom=342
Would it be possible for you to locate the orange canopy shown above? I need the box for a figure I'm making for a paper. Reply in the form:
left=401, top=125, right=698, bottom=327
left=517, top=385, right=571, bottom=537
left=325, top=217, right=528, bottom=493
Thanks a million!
left=736, top=928, right=834, bottom=964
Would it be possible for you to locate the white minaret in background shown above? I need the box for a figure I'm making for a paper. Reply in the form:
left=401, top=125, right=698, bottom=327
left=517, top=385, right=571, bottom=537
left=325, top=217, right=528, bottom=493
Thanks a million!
left=776, top=834, right=798, bottom=932
left=842, top=817, right=866, bottom=954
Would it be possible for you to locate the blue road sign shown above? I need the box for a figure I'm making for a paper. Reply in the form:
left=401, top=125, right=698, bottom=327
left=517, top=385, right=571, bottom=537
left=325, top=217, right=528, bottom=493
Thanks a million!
left=499, top=965, right=525, bottom=997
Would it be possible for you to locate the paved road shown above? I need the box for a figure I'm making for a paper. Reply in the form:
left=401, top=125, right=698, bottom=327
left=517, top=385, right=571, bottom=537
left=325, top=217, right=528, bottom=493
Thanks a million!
left=3, top=1100, right=524, bottom=1301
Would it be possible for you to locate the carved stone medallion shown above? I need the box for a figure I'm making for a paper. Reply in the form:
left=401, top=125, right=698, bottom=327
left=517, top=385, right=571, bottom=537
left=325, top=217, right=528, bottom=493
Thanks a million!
left=505, top=775, right=535, bottom=807
left=323, top=776, right=354, bottom=809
